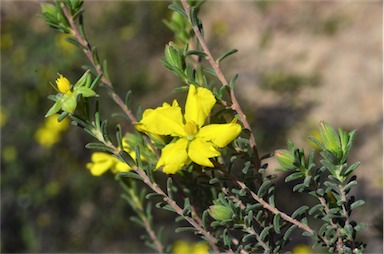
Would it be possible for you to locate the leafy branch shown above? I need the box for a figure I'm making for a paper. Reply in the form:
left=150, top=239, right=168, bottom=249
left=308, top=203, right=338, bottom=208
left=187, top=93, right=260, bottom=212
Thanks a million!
left=179, top=0, right=261, bottom=170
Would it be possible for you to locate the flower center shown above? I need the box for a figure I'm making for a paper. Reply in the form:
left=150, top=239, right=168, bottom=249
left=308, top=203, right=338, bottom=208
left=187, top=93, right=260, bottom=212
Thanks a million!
left=184, top=121, right=198, bottom=141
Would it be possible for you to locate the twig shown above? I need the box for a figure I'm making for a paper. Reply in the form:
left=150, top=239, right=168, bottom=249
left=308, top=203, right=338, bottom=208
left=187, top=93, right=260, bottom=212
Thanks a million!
left=61, top=3, right=159, bottom=158
left=180, top=0, right=261, bottom=170
left=61, top=4, right=137, bottom=124
left=122, top=182, right=164, bottom=253
left=134, top=169, right=221, bottom=253
left=222, top=188, right=270, bottom=252
left=235, top=180, right=315, bottom=234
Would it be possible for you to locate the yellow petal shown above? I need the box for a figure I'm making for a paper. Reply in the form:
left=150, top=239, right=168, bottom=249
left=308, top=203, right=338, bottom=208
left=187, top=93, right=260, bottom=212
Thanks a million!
left=156, top=138, right=188, bottom=174
left=188, top=139, right=220, bottom=167
left=56, top=74, right=71, bottom=94
left=111, top=160, right=132, bottom=174
left=136, top=100, right=186, bottom=137
left=184, top=85, right=216, bottom=128
left=86, top=152, right=115, bottom=176
left=196, top=122, right=241, bottom=148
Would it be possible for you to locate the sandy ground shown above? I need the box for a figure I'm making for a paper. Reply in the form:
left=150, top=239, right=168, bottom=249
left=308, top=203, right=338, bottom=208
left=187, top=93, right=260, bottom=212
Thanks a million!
left=201, top=2, right=382, bottom=252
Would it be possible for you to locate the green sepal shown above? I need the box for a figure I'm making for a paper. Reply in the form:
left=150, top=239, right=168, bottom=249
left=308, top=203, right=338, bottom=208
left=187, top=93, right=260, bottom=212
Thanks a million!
left=76, top=86, right=97, bottom=97
left=61, top=94, right=77, bottom=113
left=45, top=100, right=63, bottom=117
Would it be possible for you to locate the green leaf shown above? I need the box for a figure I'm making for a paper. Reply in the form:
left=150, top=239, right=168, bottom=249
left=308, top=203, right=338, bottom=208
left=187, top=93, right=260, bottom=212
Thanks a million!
left=145, top=193, right=164, bottom=200
left=168, top=2, right=187, bottom=18
left=136, top=105, right=143, bottom=121
left=216, top=49, right=238, bottom=64
left=343, top=180, right=357, bottom=193
left=354, top=223, right=367, bottom=232
left=184, top=50, right=207, bottom=57
left=45, top=100, right=63, bottom=117
left=260, top=226, right=272, bottom=240
left=90, top=73, right=103, bottom=90
left=309, top=204, right=323, bottom=215
left=129, top=216, right=145, bottom=228
left=102, top=60, right=110, bottom=82
left=242, top=233, right=255, bottom=243
left=291, top=206, right=309, bottom=219
left=155, top=202, right=176, bottom=212
left=58, top=111, right=69, bottom=122
left=285, top=172, right=303, bottom=182
left=85, top=142, right=115, bottom=153
left=273, top=213, right=281, bottom=234
left=125, top=90, right=133, bottom=109
left=343, top=162, right=360, bottom=177
left=283, top=224, right=297, bottom=240
left=101, top=120, right=112, bottom=143
left=119, top=172, right=142, bottom=181
left=203, top=67, right=217, bottom=77
left=175, top=227, right=196, bottom=233
left=65, top=36, right=83, bottom=48
left=166, top=177, right=174, bottom=200
left=257, top=179, right=271, bottom=197
left=293, top=183, right=306, bottom=192
left=76, top=86, right=97, bottom=97
left=319, top=121, right=342, bottom=158
left=223, top=228, right=231, bottom=247
left=350, top=200, right=365, bottom=210
left=119, top=150, right=136, bottom=168
left=189, top=6, right=199, bottom=28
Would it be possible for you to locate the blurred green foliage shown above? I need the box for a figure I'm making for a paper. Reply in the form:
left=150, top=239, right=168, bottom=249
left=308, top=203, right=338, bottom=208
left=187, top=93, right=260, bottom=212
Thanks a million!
left=1, top=2, right=173, bottom=252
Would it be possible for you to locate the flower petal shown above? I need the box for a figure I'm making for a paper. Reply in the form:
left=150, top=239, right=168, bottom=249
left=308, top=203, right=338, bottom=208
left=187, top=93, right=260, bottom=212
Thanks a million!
left=184, top=85, right=216, bottom=128
left=136, top=100, right=186, bottom=137
left=156, top=138, right=189, bottom=174
left=196, top=122, right=241, bottom=148
left=188, top=139, right=220, bottom=167
left=86, top=152, right=115, bottom=176
left=111, top=160, right=132, bottom=174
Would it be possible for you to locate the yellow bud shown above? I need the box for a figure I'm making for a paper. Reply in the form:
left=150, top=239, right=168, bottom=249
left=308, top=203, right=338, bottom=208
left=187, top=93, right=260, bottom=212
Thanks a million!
left=56, top=74, right=71, bottom=94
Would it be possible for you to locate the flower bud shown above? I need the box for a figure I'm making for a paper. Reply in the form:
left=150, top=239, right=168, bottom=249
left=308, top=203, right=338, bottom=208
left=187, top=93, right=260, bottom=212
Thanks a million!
left=275, top=149, right=295, bottom=170
left=208, top=205, right=233, bottom=221
left=40, top=3, right=56, bottom=17
left=319, top=121, right=342, bottom=158
left=164, top=42, right=184, bottom=70
left=56, top=74, right=71, bottom=94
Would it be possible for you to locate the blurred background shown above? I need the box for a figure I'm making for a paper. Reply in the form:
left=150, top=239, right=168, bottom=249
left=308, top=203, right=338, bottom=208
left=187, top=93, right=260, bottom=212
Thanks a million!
left=1, top=1, right=382, bottom=253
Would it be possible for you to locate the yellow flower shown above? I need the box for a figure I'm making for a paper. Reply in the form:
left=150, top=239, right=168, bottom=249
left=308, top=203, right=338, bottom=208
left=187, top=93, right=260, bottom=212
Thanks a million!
left=173, top=240, right=209, bottom=254
left=54, top=34, right=76, bottom=55
left=136, top=85, right=241, bottom=174
left=0, top=106, right=7, bottom=127
left=86, top=139, right=136, bottom=176
left=86, top=152, right=132, bottom=176
left=34, top=114, right=69, bottom=148
left=291, top=244, right=313, bottom=254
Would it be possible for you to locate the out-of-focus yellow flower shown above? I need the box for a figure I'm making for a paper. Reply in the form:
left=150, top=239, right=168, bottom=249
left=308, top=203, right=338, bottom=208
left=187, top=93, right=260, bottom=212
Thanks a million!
left=136, top=85, right=242, bottom=174
left=54, top=33, right=76, bottom=55
left=2, top=145, right=17, bottom=163
left=1, top=33, right=13, bottom=50
left=86, top=139, right=136, bottom=176
left=34, top=114, right=69, bottom=148
left=173, top=240, right=209, bottom=254
left=0, top=106, right=7, bottom=127
left=292, top=244, right=313, bottom=254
